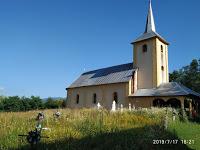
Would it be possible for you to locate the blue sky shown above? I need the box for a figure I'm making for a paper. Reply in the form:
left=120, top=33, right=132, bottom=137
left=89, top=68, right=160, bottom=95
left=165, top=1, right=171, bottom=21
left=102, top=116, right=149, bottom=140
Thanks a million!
left=0, top=0, right=200, bottom=98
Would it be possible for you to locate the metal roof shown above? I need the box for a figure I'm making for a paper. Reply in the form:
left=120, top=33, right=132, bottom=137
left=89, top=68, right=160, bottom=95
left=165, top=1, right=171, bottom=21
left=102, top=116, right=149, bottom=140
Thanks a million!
left=132, top=31, right=169, bottom=45
left=67, top=63, right=135, bottom=89
left=145, top=0, right=156, bottom=33
left=130, top=82, right=200, bottom=97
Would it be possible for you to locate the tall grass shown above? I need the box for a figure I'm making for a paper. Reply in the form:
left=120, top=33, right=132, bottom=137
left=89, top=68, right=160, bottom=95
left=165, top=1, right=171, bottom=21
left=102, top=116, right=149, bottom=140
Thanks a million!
left=168, top=120, right=200, bottom=150
left=0, top=108, right=196, bottom=150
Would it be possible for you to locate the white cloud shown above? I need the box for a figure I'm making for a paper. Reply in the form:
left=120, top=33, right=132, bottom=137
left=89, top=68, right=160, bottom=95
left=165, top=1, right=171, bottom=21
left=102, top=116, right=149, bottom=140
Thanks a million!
left=0, top=87, right=5, bottom=95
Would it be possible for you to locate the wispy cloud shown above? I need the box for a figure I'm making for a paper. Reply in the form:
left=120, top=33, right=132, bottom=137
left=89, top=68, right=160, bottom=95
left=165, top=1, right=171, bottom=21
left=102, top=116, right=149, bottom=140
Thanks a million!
left=0, top=87, right=5, bottom=95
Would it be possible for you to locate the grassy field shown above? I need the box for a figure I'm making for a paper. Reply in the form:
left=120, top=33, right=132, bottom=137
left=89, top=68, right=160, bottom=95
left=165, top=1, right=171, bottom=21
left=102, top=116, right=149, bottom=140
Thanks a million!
left=0, top=108, right=199, bottom=150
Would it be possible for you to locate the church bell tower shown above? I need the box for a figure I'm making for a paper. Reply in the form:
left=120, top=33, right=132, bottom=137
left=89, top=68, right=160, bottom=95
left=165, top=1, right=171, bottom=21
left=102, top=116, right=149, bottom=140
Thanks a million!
left=132, top=0, right=169, bottom=89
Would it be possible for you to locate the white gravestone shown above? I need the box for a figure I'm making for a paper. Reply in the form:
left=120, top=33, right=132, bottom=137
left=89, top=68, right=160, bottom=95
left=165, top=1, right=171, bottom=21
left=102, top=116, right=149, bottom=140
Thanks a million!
left=111, top=101, right=116, bottom=112
left=97, top=102, right=101, bottom=109
left=132, top=104, right=135, bottom=110
left=172, top=109, right=176, bottom=121
left=129, top=103, right=131, bottom=111
left=120, top=104, right=123, bottom=112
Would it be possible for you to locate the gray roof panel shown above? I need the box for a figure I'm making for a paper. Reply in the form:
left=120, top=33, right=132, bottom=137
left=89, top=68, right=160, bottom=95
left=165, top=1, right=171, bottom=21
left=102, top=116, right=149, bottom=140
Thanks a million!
left=132, top=31, right=169, bottom=45
left=130, top=82, right=200, bottom=97
left=68, top=63, right=135, bottom=89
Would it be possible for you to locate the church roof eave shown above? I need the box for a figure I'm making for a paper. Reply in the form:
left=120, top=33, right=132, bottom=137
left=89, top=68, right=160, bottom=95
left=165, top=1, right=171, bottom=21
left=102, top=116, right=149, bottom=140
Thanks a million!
left=131, top=31, right=169, bottom=45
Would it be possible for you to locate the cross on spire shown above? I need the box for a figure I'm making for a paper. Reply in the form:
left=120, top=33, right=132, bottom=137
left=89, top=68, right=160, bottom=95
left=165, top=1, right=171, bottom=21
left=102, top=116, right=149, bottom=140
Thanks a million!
left=144, top=0, right=156, bottom=33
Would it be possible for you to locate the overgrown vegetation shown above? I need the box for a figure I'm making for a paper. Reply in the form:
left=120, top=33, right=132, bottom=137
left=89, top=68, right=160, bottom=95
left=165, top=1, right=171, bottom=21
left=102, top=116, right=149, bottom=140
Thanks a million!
left=0, top=96, right=66, bottom=112
left=170, top=58, right=200, bottom=93
left=0, top=108, right=198, bottom=150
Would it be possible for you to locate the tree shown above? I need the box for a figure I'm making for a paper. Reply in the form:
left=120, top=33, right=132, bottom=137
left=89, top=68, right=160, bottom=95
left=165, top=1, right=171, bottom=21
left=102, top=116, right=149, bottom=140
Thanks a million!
left=0, top=96, right=5, bottom=111
left=169, top=59, right=200, bottom=93
left=3, top=96, right=21, bottom=112
left=169, top=70, right=180, bottom=82
left=45, top=97, right=58, bottom=109
left=44, top=98, right=65, bottom=109
left=21, top=96, right=31, bottom=111
left=29, top=96, right=44, bottom=110
left=0, top=96, right=45, bottom=112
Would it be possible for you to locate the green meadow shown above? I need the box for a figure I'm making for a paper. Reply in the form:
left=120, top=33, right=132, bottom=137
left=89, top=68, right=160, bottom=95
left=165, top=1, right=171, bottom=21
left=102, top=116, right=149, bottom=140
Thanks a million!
left=0, top=108, right=199, bottom=150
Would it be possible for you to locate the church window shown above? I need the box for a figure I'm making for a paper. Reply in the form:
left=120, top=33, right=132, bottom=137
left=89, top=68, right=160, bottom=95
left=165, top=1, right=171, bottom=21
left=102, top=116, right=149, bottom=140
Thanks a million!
left=161, top=45, right=164, bottom=83
left=161, top=66, right=164, bottom=71
left=93, top=93, right=97, bottom=104
left=142, top=44, right=147, bottom=53
left=161, top=45, right=163, bottom=53
left=76, top=94, right=79, bottom=104
left=113, top=92, right=118, bottom=104
left=131, top=71, right=134, bottom=94
left=161, top=45, right=164, bottom=67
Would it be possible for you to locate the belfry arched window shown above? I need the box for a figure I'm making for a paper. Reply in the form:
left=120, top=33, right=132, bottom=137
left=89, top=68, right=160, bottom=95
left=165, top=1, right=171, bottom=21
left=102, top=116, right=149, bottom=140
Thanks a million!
left=161, top=66, right=164, bottom=71
left=161, top=45, right=164, bottom=83
left=161, top=45, right=164, bottom=66
left=161, top=45, right=163, bottom=53
left=142, top=44, right=147, bottom=53
left=113, top=92, right=118, bottom=104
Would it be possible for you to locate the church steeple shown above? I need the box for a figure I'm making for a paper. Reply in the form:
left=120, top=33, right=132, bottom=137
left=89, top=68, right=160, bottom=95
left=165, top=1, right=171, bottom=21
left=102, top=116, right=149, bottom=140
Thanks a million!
left=132, top=0, right=168, bottom=45
left=144, top=0, right=156, bottom=33
left=132, top=0, right=169, bottom=89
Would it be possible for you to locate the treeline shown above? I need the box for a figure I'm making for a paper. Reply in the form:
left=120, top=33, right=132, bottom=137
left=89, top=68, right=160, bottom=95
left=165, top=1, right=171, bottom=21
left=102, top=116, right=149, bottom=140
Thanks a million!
left=0, top=96, right=66, bottom=112
left=170, top=58, right=200, bottom=93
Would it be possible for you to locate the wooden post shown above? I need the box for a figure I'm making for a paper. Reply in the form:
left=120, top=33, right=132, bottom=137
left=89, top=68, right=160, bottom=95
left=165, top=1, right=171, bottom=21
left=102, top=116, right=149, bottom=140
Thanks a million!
left=196, top=103, right=199, bottom=113
left=189, top=99, right=192, bottom=119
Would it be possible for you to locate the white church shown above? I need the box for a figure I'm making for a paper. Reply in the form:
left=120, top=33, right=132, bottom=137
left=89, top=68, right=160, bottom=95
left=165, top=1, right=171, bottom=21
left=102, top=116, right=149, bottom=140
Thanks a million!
left=66, top=1, right=200, bottom=111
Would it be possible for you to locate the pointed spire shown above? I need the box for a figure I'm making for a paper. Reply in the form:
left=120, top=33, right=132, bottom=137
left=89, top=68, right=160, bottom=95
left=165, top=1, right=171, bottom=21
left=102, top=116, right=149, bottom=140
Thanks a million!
left=132, top=0, right=169, bottom=45
left=144, top=0, right=156, bottom=33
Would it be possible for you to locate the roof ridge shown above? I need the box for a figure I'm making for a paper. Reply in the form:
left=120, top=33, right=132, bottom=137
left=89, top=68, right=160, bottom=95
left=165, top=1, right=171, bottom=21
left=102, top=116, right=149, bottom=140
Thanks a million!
left=174, top=82, right=189, bottom=95
left=82, top=62, right=133, bottom=75
left=177, top=82, right=200, bottom=96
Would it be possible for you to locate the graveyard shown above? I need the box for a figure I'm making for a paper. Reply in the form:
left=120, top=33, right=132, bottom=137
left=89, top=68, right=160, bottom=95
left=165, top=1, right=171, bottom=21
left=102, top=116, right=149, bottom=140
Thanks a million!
left=0, top=106, right=199, bottom=150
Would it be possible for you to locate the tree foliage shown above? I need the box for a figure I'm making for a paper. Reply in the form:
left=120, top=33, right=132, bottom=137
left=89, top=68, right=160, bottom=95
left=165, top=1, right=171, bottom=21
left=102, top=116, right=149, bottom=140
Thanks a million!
left=45, top=97, right=65, bottom=109
left=0, top=96, right=66, bottom=112
left=169, top=59, right=200, bottom=93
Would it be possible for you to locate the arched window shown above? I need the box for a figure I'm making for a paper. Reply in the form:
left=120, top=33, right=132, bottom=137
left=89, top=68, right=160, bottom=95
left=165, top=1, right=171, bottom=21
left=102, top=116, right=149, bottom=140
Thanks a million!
left=161, top=45, right=164, bottom=65
left=166, top=98, right=181, bottom=108
left=161, top=45, right=164, bottom=83
left=161, top=66, right=164, bottom=71
left=76, top=94, right=79, bottom=104
left=93, top=93, right=97, bottom=104
left=153, top=99, right=166, bottom=107
left=142, top=44, right=147, bottom=53
left=161, top=45, right=163, bottom=53
left=113, top=92, right=118, bottom=104
left=131, top=71, right=135, bottom=94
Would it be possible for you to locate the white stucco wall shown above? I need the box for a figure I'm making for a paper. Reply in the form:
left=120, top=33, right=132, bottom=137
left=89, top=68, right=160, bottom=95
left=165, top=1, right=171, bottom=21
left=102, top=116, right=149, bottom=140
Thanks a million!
left=156, top=38, right=169, bottom=85
left=134, top=39, right=154, bottom=89
left=133, top=37, right=169, bottom=89
left=66, top=82, right=129, bottom=109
